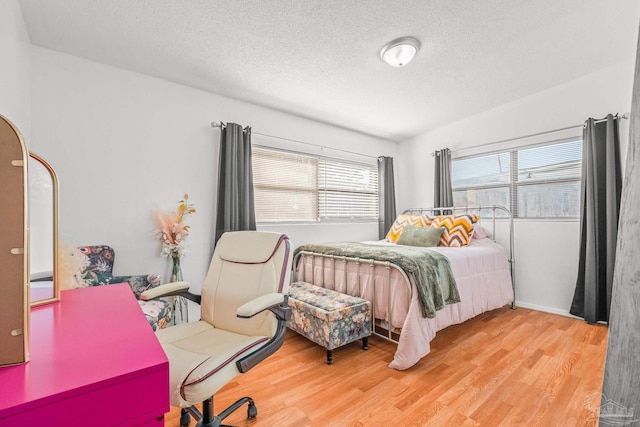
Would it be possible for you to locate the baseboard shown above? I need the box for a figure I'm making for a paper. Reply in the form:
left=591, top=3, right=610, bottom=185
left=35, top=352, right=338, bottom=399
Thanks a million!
left=514, top=301, right=582, bottom=319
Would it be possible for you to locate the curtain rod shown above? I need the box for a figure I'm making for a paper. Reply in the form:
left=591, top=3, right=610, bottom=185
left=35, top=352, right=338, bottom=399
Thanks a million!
left=211, top=121, right=378, bottom=160
left=452, top=112, right=630, bottom=154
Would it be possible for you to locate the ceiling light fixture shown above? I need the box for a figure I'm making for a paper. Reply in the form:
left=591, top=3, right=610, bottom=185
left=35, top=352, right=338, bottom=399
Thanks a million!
left=379, top=37, right=421, bottom=68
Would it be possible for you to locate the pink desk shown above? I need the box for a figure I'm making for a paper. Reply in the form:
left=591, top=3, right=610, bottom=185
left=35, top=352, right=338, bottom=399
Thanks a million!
left=0, top=284, right=169, bottom=427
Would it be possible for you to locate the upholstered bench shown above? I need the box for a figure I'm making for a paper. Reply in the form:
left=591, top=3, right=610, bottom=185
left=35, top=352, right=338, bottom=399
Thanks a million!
left=287, top=281, right=371, bottom=364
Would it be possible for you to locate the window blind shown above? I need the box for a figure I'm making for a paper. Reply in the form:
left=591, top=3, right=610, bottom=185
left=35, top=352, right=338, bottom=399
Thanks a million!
left=253, top=147, right=318, bottom=222
left=318, top=159, right=378, bottom=219
left=252, top=146, right=379, bottom=222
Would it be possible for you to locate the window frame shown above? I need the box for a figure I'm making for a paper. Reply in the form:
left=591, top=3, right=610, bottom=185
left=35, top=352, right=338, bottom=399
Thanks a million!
left=451, top=137, right=583, bottom=220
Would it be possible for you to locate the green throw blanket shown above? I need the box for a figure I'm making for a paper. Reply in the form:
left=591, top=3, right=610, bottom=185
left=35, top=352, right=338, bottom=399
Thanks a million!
left=294, top=242, right=460, bottom=319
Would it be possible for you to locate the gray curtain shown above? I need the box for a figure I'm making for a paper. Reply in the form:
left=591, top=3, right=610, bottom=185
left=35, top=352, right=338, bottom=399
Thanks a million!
left=602, top=22, right=640, bottom=426
left=570, top=114, right=622, bottom=323
left=214, top=122, right=256, bottom=246
left=434, top=148, right=453, bottom=210
left=378, top=156, right=397, bottom=239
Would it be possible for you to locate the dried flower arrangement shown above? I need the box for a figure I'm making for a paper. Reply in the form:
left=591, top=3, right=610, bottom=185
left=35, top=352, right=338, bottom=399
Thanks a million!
left=153, top=194, right=196, bottom=282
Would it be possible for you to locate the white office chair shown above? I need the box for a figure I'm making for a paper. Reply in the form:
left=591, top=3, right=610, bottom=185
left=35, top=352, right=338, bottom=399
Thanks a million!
left=142, top=231, right=292, bottom=427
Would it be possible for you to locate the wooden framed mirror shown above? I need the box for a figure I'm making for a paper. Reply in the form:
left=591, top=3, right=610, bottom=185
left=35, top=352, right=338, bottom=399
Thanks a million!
left=28, top=152, right=60, bottom=306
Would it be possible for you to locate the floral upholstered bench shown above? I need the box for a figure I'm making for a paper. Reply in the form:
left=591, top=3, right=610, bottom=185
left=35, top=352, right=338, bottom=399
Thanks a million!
left=287, top=281, right=371, bottom=364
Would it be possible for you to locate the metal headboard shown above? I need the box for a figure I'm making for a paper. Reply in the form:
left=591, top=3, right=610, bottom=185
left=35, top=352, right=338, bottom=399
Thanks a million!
left=402, top=205, right=515, bottom=309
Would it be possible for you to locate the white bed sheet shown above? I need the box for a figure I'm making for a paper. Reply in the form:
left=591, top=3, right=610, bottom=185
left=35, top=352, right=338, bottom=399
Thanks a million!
left=295, top=237, right=514, bottom=370
left=385, top=238, right=513, bottom=369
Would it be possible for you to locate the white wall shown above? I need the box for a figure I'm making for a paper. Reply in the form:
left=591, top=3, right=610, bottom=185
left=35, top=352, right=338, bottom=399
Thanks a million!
left=397, top=60, right=635, bottom=315
left=0, top=0, right=31, bottom=139
left=30, top=47, right=396, bottom=298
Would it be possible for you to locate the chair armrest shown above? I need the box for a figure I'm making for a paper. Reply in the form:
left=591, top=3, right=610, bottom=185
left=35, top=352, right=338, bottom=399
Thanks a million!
left=140, top=281, right=191, bottom=300
left=236, top=293, right=284, bottom=317
left=111, top=274, right=162, bottom=298
left=236, top=294, right=291, bottom=373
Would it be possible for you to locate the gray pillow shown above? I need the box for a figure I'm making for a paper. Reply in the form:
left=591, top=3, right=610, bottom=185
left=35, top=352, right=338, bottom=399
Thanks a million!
left=396, top=225, right=444, bottom=247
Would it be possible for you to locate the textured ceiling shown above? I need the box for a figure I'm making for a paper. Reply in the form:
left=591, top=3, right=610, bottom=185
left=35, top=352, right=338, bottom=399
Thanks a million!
left=18, top=0, right=640, bottom=142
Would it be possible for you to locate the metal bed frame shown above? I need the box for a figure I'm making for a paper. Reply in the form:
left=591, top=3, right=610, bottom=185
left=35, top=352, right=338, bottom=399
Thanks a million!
left=293, top=205, right=516, bottom=344
left=403, top=205, right=516, bottom=307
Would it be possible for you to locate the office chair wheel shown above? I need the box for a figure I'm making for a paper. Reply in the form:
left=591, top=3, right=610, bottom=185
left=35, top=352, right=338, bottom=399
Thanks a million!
left=247, top=402, right=258, bottom=419
left=180, top=408, right=191, bottom=427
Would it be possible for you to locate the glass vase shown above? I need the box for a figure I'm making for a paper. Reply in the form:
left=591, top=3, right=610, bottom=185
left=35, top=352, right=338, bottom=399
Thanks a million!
left=170, top=254, right=188, bottom=324
left=171, top=255, right=183, bottom=282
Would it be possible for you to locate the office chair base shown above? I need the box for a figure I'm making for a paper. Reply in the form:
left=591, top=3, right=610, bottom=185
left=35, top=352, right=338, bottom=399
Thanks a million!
left=184, top=396, right=257, bottom=427
left=180, top=408, right=191, bottom=427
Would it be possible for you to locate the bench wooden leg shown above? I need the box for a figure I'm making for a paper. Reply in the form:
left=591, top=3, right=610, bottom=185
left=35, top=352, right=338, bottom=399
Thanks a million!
left=326, top=350, right=333, bottom=365
left=362, top=337, right=369, bottom=350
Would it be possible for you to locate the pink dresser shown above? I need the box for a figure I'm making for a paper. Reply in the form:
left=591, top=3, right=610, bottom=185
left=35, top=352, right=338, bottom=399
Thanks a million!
left=0, top=284, right=169, bottom=426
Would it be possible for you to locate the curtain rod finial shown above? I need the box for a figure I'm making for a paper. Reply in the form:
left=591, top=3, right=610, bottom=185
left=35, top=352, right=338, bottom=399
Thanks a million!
left=211, top=121, right=221, bottom=128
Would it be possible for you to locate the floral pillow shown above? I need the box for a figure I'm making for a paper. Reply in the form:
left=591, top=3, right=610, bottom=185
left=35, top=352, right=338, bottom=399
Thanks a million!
left=431, top=214, right=479, bottom=247
left=385, top=214, right=433, bottom=243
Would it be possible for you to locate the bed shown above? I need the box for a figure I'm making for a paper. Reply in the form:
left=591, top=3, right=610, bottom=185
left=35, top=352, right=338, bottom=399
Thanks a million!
left=292, top=206, right=515, bottom=370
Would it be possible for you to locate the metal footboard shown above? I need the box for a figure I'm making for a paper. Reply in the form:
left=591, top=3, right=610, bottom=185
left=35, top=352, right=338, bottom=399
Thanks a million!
left=292, top=205, right=516, bottom=344
left=293, top=251, right=412, bottom=343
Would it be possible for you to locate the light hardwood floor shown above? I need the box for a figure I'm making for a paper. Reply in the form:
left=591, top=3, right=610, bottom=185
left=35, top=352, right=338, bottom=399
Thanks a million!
left=165, top=306, right=608, bottom=426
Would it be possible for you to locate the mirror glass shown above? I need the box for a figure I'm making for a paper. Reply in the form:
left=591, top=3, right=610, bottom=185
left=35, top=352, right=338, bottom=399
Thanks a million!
left=28, top=152, right=59, bottom=306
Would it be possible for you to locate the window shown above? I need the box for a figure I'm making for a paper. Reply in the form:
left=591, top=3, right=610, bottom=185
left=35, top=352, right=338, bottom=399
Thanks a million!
left=252, top=146, right=379, bottom=223
left=451, top=140, right=582, bottom=218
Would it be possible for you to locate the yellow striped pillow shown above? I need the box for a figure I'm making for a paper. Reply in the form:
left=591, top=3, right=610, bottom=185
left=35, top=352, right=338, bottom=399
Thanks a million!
left=386, top=214, right=433, bottom=243
left=431, top=214, right=479, bottom=247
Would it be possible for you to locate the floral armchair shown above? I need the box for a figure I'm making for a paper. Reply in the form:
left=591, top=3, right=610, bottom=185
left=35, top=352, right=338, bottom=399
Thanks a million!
left=78, top=245, right=174, bottom=331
